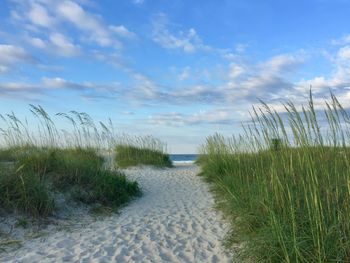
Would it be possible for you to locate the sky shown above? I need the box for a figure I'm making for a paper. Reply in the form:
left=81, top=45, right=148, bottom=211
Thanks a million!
left=1, top=0, right=350, bottom=153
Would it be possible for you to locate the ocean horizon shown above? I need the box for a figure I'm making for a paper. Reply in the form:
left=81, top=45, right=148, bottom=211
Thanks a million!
left=170, top=154, right=198, bottom=162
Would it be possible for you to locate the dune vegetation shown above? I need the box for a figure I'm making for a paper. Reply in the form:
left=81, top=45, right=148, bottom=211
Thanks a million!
left=115, top=136, right=172, bottom=168
left=198, top=92, right=350, bottom=262
left=0, top=106, right=141, bottom=217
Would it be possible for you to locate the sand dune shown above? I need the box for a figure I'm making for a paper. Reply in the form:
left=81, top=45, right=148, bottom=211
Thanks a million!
left=2, top=164, right=231, bottom=263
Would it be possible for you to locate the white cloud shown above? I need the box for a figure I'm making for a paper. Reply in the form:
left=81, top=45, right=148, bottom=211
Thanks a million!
left=221, top=53, right=305, bottom=102
left=56, top=0, right=115, bottom=47
left=0, top=82, right=36, bottom=90
left=145, top=46, right=349, bottom=110
left=10, top=0, right=135, bottom=51
left=296, top=46, right=350, bottom=93
left=331, top=34, right=350, bottom=45
left=297, top=74, right=350, bottom=93
left=149, top=109, right=234, bottom=126
left=0, top=78, right=84, bottom=99
left=0, top=82, right=40, bottom=99
left=0, top=44, right=32, bottom=64
left=49, top=33, right=81, bottom=56
left=28, top=36, right=47, bottom=49
left=122, top=111, right=134, bottom=115
left=132, top=73, right=161, bottom=99
left=41, top=77, right=111, bottom=91
left=0, top=78, right=70, bottom=94
left=0, top=44, right=34, bottom=74
left=235, top=43, right=247, bottom=53
left=124, top=52, right=306, bottom=106
left=151, top=13, right=209, bottom=53
left=338, top=46, right=350, bottom=60
left=188, top=109, right=232, bottom=124
left=0, top=65, right=9, bottom=74
left=178, top=67, right=191, bottom=81
left=109, top=25, right=136, bottom=39
left=0, top=77, right=121, bottom=100
left=260, top=54, right=305, bottom=74
left=42, top=77, right=70, bottom=88
left=229, top=64, right=245, bottom=79
left=253, top=88, right=350, bottom=117
left=28, top=3, right=54, bottom=28
left=222, top=52, right=237, bottom=60
left=131, top=73, right=227, bottom=104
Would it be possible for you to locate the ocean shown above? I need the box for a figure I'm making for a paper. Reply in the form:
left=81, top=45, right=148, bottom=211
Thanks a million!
left=170, top=154, right=198, bottom=162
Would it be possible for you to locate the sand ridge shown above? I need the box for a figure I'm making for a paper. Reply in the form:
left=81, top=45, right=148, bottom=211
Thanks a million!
left=1, top=164, right=232, bottom=263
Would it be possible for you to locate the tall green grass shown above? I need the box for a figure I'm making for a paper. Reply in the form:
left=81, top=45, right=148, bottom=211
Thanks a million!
left=115, top=135, right=172, bottom=168
left=0, top=161, right=54, bottom=216
left=0, top=105, right=117, bottom=149
left=0, top=147, right=140, bottom=217
left=0, top=106, right=141, bottom=217
left=198, top=92, right=350, bottom=262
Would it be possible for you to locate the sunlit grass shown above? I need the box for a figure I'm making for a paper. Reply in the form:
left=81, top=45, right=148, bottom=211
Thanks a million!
left=0, top=107, right=141, bottom=217
left=198, top=92, right=350, bottom=262
left=115, top=135, right=172, bottom=168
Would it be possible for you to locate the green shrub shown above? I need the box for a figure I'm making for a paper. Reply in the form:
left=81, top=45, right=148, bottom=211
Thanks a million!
left=0, top=146, right=35, bottom=162
left=0, top=167, right=54, bottom=216
left=114, top=135, right=172, bottom=168
left=0, top=148, right=17, bottom=162
left=0, top=147, right=140, bottom=216
left=0, top=106, right=142, bottom=218
left=115, top=145, right=172, bottom=168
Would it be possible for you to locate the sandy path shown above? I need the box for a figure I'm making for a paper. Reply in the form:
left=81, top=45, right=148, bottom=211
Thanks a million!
left=1, top=164, right=231, bottom=263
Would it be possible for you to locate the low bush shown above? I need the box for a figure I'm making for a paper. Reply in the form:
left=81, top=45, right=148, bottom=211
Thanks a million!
left=115, top=145, right=172, bottom=168
left=0, top=147, right=140, bottom=216
left=0, top=166, right=54, bottom=216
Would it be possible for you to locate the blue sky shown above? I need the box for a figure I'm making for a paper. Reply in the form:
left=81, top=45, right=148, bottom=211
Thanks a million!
left=1, top=0, right=350, bottom=153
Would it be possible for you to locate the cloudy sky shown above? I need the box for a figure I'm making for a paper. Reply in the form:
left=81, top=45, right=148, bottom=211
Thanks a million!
left=1, top=0, right=350, bottom=153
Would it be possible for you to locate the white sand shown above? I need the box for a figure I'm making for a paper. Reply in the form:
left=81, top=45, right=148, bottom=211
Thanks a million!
left=1, top=164, right=232, bottom=263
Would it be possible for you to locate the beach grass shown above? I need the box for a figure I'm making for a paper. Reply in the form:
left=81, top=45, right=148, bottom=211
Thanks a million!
left=198, top=92, right=350, bottom=262
left=0, top=146, right=140, bottom=217
left=115, top=136, right=172, bottom=168
left=0, top=161, right=55, bottom=216
left=0, top=107, right=141, bottom=217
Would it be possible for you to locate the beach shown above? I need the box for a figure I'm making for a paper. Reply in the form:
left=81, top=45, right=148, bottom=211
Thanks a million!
left=1, top=163, right=231, bottom=263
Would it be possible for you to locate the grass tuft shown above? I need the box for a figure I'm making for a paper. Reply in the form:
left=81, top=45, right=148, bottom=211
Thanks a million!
left=0, top=147, right=141, bottom=216
left=115, top=136, right=172, bottom=168
left=0, top=106, right=144, bottom=218
left=199, top=92, right=350, bottom=262
left=0, top=166, right=55, bottom=217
